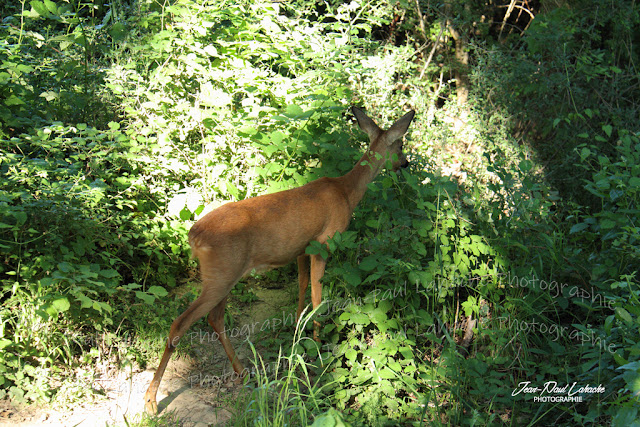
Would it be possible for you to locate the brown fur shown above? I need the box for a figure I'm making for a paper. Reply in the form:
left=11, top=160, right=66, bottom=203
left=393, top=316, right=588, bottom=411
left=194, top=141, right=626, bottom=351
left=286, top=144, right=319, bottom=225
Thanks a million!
left=144, top=107, right=415, bottom=414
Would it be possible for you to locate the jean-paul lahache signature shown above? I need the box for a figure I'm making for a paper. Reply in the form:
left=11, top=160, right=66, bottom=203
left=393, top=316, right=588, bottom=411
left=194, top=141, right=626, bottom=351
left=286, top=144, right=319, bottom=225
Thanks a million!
left=512, top=381, right=605, bottom=402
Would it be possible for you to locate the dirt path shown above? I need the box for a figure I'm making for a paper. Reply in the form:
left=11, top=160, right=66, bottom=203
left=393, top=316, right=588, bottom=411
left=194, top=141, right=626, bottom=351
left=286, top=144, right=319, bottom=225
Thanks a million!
left=1, top=287, right=293, bottom=427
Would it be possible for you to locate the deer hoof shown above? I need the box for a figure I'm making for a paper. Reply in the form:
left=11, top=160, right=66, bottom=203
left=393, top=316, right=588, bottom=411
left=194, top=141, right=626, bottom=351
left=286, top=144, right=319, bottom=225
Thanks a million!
left=144, top=398, right=158, bottom=415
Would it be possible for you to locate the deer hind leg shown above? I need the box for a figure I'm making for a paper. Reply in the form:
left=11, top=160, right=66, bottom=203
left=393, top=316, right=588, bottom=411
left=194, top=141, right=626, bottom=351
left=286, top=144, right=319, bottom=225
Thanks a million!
left=296, top=254, right=310, bottom=322
left=144, top=285, right=228, bottom=414
left=207, top=296, right=245, bottom=379
left=309, top=253, right=327, bottom=342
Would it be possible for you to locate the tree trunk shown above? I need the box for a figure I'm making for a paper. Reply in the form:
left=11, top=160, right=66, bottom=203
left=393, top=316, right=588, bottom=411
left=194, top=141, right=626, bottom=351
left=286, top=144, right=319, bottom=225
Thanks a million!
left=447, top=22, right=470, bottom=106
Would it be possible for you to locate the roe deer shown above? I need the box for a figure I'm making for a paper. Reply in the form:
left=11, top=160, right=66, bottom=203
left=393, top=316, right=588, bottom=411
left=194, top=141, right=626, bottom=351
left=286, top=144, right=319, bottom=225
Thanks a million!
left=144, top=106, right=415, bottom=414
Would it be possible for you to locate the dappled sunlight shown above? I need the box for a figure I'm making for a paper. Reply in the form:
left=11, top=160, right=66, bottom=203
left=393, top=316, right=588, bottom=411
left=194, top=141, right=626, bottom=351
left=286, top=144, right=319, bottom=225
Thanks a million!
left=1, top=0, right=638, bottom=425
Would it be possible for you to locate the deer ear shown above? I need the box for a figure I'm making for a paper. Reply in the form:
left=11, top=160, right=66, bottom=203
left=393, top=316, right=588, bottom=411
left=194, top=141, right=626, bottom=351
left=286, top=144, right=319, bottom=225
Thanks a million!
left=384, top=110, right=415, bottom=145
left=352, top=106, right=382, bottom=141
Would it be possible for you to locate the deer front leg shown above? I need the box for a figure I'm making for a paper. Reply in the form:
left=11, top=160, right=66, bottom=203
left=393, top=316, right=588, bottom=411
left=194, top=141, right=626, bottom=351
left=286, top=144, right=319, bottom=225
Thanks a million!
left=296, top=254, right=310, bottom=322
left=310, top=253, right=327, bottom=342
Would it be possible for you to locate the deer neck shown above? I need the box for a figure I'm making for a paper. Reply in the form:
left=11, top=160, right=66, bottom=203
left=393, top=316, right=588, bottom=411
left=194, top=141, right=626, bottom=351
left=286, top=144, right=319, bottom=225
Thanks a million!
left=339, top=149, right=386, bottom=210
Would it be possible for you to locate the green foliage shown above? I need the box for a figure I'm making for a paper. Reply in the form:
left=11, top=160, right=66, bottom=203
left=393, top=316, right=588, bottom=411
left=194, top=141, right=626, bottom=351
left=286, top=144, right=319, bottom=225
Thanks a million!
left=1, top=0, right=639, bottom=425
left=103, top=0, right=416, bottom=213
left=568, top=134, right=640, bottom=421
left=573, top=134, right=640, bottom=279
left=0, top=0, right=126, bottom=130
left=0, top=122, right=191, bottom=402
left=1, top=0, right=422, bottom=410
left=301, top=164, right=509, bottom=424
left=473, top=0, right=640, bottom=205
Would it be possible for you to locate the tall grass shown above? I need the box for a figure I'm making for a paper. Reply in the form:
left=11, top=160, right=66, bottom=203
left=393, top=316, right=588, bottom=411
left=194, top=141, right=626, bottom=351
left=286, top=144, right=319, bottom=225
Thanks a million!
left=233, top=308, right=333, bottom=426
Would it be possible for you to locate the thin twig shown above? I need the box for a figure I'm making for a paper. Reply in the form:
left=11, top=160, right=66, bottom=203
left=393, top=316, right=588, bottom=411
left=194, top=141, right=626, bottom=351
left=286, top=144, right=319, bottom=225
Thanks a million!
left=414, top=0, right=427, bottom=41
left=419, top=23, right=445, bottom=80
left=499, top=0, right=517, bottom=40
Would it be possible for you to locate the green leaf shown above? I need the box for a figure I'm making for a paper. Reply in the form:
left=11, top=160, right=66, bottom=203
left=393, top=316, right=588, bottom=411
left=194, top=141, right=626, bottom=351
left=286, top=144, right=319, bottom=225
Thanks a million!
left=179, top=207, right=191, bottom=221
left=570, top=222, right=589, bottom=234
left=148, top=286, right=168, bottom=297
left=30, top=1, right=50, bottom=18
left=306, top=241, right=328, bottom=259
left=378, top=299, right=392, bottom=313
left=412, top=219, right=431, bottom=236
left=604, top=315, right=615, bottom=335
left=365, top=219, right=379, bottom=228
left=519, top=159, right=532, bottom=172
left=51, top=297, right=70, bottom=313
left=108, top=22, right=127, bottom=41
left=350, top=313, right=370, bottom=326
left=40, top=277, right=54, bottom=287
left=344, top=270, right=361, bottom=286
left=358, top=256, right=377, bottom=272
left=13, top=211, right=27, bottom=226
left=92, top=301, right=102, bottom=312
left=600, top=218, right=616, bottom=229
left=285, top=104, right=304, bottom=117
left=345, top=348, right=357, bottom=361
left=269, top=130, right=285, bottom=145
left=370, top=308, right=387, bottom=324
left=557, top=296, right=568, bottom=309
left=409, top=270, right=431, bottom=287
left=135, top=291, right=155, bottom=305
left=613, top=407, right=639, bottom=427
left=99, top=269, right=120, bottom=278
left=76, top=293, right=93, bottom=309
left=5, top=95, right=26, bottom=106
left=43, top=0, right=58, bottom=14
left=225, top=180, right=239, bottom=199
left=615, top=307, right=633, bottom=325
left=614, top=352, right=628, bottom=366
left=57, top=262, right=73, bottom=273
left=311, top=409, right=353, bottom=427
left=399, top=347, right=413, bottom=359
left=378, top=367, right=395, bottom=379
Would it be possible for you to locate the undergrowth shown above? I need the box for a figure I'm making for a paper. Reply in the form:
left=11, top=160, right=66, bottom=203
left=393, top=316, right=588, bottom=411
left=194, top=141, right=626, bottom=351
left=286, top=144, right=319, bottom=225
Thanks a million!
left=1, top=0, right=638, bottom=425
